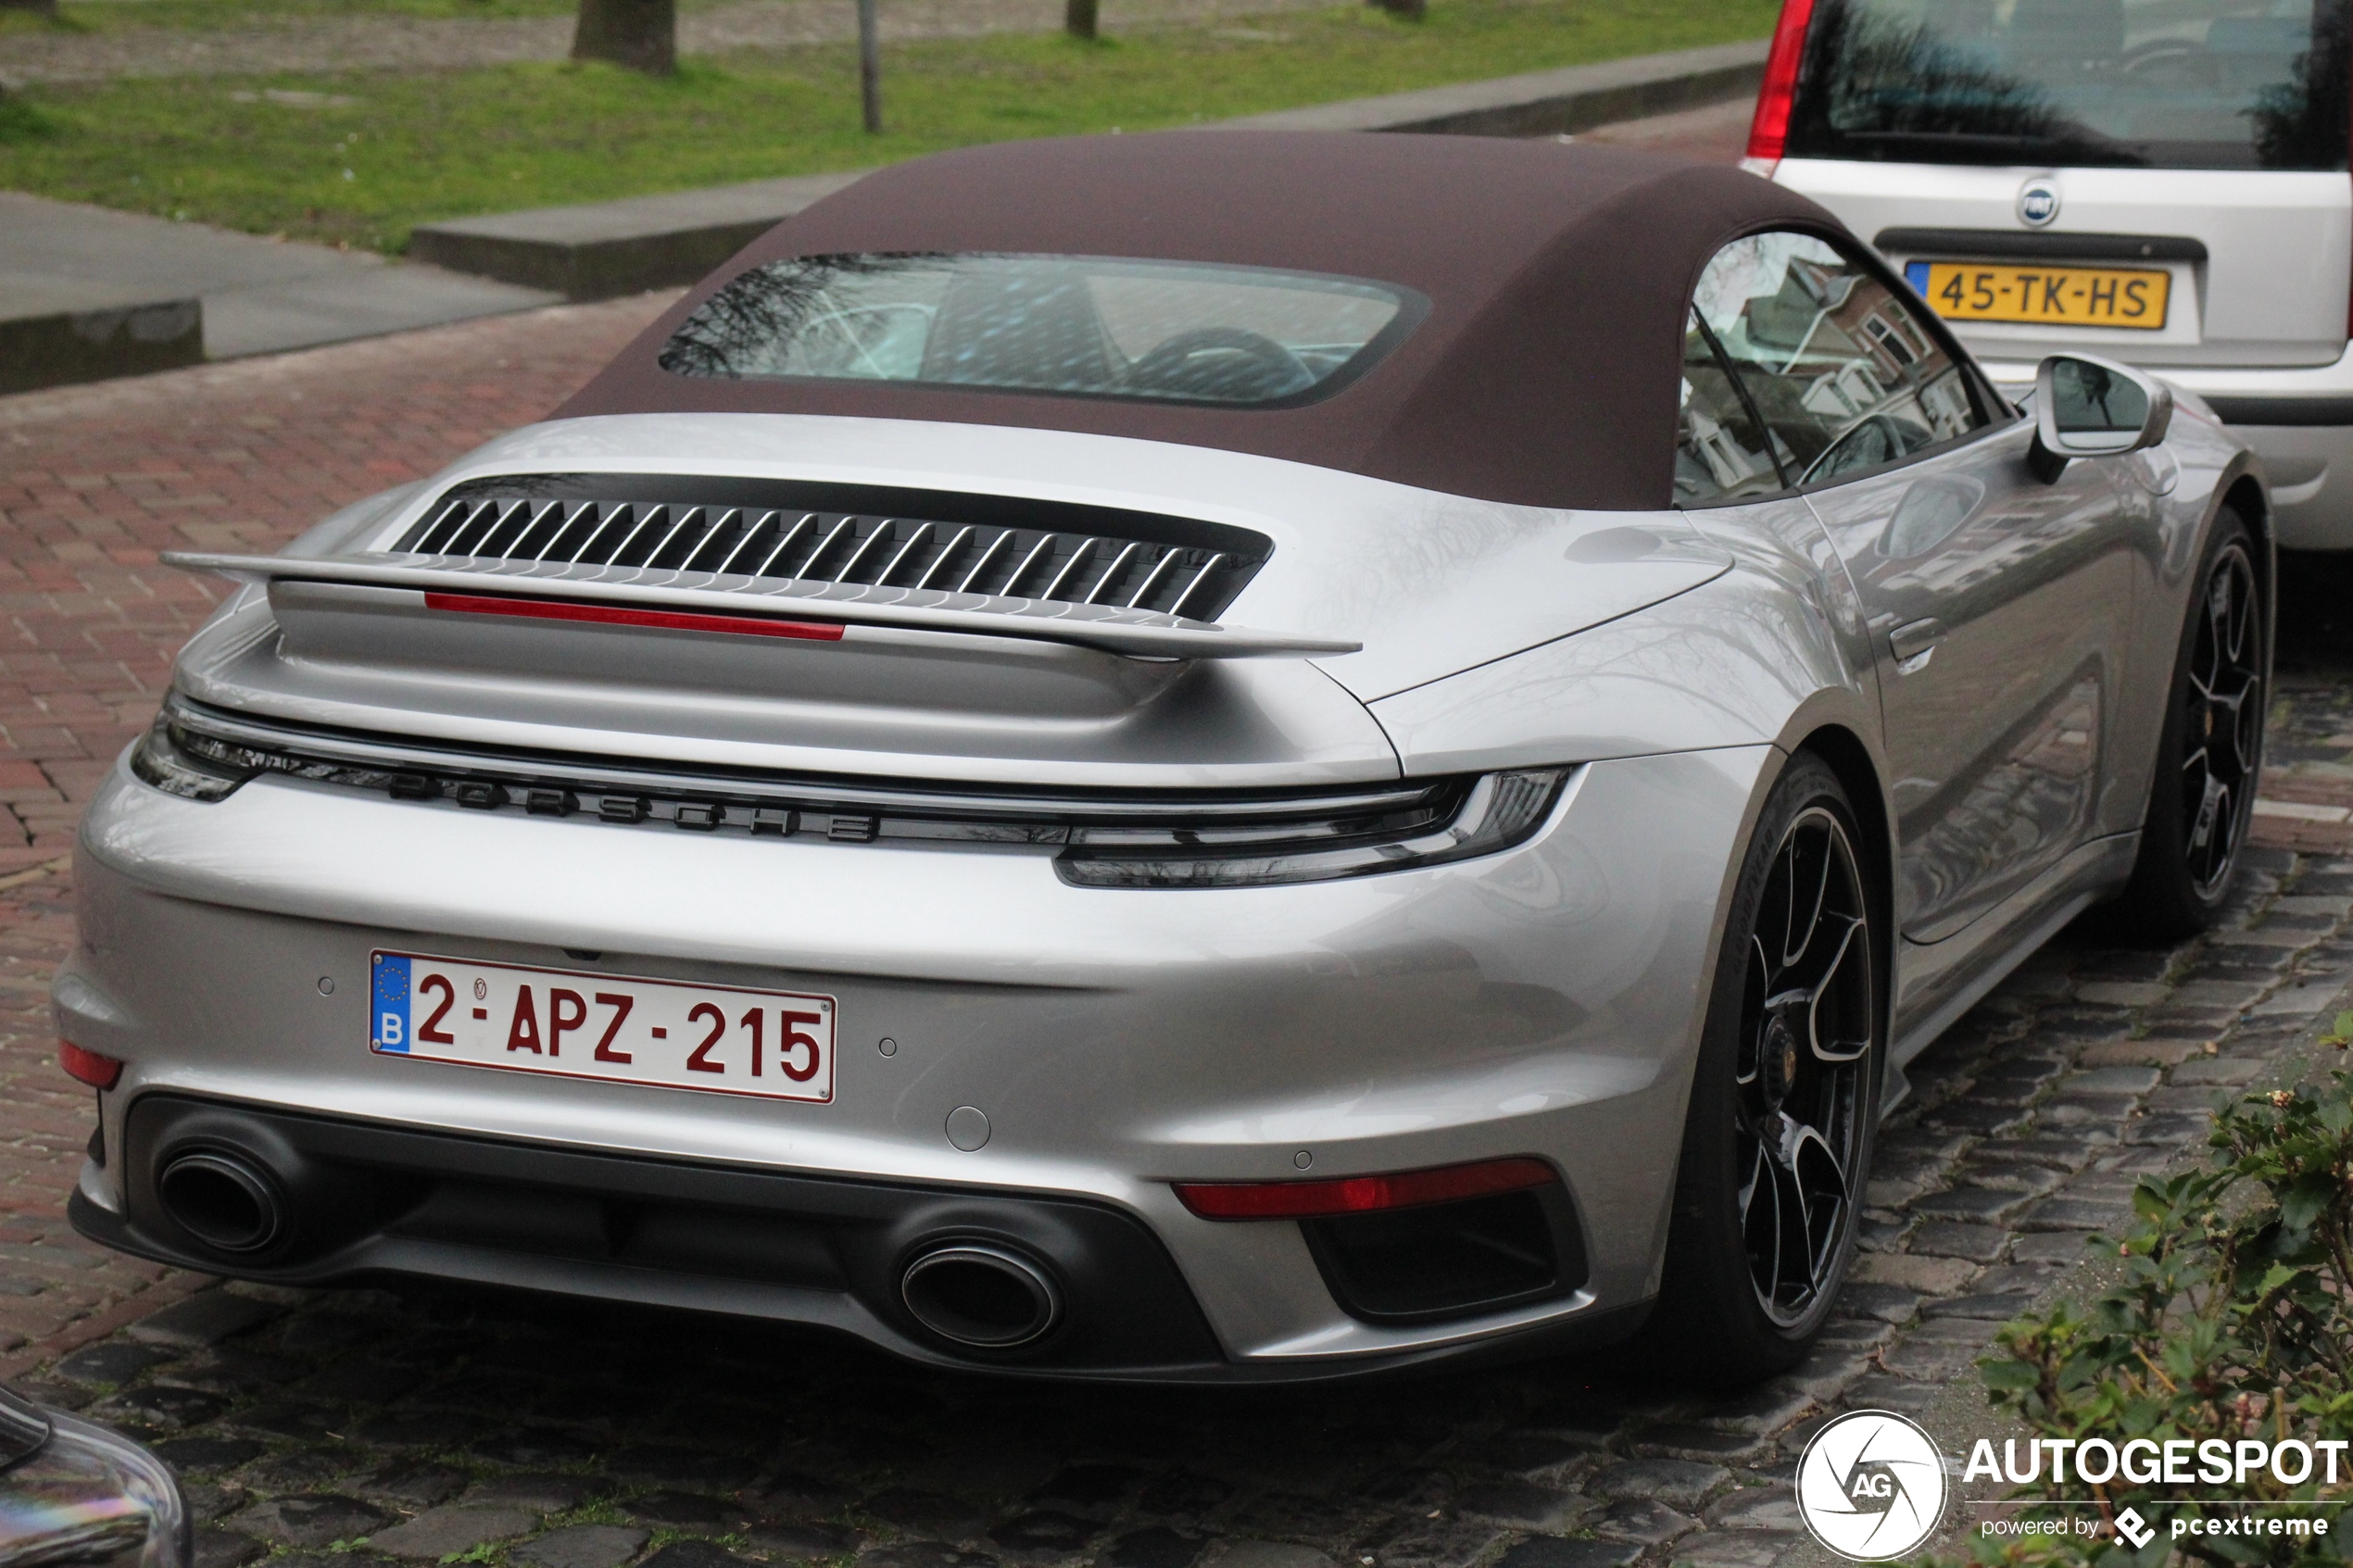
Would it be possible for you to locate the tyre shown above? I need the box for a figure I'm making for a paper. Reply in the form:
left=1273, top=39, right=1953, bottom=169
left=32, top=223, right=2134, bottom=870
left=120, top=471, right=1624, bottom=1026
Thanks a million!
left=2110, top=509, right=2265, bottom=939
left=1642, top=753, right=1883, bottom=1386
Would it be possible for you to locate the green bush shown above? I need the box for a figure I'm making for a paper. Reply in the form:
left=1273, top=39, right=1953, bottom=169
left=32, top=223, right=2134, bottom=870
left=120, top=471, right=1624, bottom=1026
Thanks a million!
left=1955, top=1013, right=2353, bottom=1566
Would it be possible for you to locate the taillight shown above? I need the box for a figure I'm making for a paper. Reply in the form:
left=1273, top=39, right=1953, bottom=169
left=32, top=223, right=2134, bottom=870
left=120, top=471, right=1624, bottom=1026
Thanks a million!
left=59, top=1040, right=123, bottom=1090
left=1173, top=1157, right=1556, bottom=1221
left=1745, top=0, right=1819, bottom=170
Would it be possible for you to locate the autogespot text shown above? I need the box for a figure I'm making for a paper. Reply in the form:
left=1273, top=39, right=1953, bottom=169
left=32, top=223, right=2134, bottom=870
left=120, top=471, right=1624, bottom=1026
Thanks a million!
left=1964, top=1437, right=2353, bottom=1487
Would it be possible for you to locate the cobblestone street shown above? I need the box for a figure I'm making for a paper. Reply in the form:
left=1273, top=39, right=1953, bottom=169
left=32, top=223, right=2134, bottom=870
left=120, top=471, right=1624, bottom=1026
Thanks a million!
left=5, top=305, right=2353, bottom=1568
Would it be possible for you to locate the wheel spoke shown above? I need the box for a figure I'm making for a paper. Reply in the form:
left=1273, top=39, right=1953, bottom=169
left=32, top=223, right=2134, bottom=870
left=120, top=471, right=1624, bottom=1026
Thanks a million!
left=2174, top=544, right=2262, bottom=900
left=1769, top=1137, right=1814, bottom=1306
left=1736, top=935, right=1770, bottom=1086
left=1788, top=1121, right=1849, bottom=1268
left=1784, top=828, right=1830, bottom=971
left=1806, top=915, right=1872, bottom=1062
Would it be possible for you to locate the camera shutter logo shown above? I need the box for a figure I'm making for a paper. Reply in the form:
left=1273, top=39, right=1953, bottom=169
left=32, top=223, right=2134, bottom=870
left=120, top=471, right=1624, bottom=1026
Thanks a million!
left=1796, top=1410, right=1949, bottom=1560
left=2018, top=179, right=2062, bottom=228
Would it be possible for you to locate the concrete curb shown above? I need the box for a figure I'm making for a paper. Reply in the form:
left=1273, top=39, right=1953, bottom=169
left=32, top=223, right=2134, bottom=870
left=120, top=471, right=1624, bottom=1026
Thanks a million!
left=0, top=283, right=204, bottom=397
left=1208, top=35, right=1766, bottom=135
left=405, top=36, right=1765, bottom=301
left=405, top=170, right=867, bottom=302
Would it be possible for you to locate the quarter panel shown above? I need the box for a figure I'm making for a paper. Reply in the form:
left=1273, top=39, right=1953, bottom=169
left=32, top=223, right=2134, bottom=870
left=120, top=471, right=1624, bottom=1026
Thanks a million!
left=1368, top=495, right=1873, bottom=777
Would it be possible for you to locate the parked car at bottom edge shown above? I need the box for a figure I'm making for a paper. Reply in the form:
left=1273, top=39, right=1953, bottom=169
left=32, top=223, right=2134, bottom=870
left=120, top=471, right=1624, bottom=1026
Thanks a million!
left=55, top=132, right=2269, bottom=1386
left=1745, top=0, right=2353, bottom=550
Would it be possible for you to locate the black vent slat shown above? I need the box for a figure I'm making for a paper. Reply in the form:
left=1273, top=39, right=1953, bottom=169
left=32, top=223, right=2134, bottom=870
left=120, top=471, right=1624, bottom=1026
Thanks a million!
left=479, top=500, right=545, bottom=559
left=392, top=478, right=1272, bottom=622
left=415, top=500, right=476, bottom=556
left=752, top=515, right=816, bottom=578
left=676, top=508, right=743, bottom=573
left=529, top=503, right=590, bottom=562
left=837, top=521, right=900, bottom=585
left=512, top=502, right=573, bottom=561
left=577, top=505, right=638, bottom=566
left=450, top=500, right=513, bottom=558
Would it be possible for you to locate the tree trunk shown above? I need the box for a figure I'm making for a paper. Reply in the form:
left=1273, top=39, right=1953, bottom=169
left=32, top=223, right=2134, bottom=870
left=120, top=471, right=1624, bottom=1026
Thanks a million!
left=856, top=0, right=882, bottom=132
left=573, top=0, right=675, bottom=75
left=1064, top=0, right=1097, bottom=42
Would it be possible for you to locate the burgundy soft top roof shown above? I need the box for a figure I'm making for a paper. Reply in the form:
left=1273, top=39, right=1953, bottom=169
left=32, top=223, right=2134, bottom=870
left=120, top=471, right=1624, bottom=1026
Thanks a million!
left=555, top=132, right=1843, bottom=511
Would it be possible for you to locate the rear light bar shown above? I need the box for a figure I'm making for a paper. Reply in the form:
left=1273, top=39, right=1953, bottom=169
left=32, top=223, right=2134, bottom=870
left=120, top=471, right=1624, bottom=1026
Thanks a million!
left=1745, top=0, right=1818, bottom=169
left=59, top=1040, right=122, bottom=1090
left=1173, top=1156, right=1557, bottom=1220
left=422, top=592, right=845, bottom=643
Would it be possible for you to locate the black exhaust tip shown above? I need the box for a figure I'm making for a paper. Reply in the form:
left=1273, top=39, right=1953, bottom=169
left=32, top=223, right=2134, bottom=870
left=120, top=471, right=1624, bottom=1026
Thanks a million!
left=157, top=1149, right=287, bottom=1255
left=900, top=1244, right=1063, bottom=1348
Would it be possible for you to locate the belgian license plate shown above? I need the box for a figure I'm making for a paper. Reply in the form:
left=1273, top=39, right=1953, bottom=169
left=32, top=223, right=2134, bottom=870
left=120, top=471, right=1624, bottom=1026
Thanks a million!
left=370, top=951, right=836, bottom=1103
left=1906, top=260, right=2171, bottom=330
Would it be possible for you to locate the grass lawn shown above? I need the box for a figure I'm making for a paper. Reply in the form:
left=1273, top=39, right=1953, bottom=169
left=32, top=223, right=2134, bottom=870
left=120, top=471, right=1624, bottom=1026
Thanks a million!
left=0, top=0, right=1773, bottom=254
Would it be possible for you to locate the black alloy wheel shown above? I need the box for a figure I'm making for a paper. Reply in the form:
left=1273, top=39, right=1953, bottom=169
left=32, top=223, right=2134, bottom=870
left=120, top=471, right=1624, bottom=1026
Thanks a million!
left=2178, top=542, right=2262, bottom=897
left=2113, top=509, right=2266, bottom=939
left=1643, top=753, right=1882, bottom=1384
left=1736, top=806, right=1874, bottom=1327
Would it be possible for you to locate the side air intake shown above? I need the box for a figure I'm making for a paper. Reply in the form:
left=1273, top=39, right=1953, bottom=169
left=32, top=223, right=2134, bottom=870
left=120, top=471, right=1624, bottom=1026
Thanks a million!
left=390, top=474, right=1274, bottom=624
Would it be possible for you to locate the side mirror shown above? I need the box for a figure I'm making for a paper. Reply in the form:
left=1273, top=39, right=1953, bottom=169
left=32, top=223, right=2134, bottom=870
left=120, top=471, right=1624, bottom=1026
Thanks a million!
left=2027, top=353, right=2173, bottom=483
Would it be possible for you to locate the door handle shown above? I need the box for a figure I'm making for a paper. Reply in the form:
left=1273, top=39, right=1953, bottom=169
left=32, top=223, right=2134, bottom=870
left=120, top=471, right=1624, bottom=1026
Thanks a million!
left=1888, top=618, right=1946, bottom=671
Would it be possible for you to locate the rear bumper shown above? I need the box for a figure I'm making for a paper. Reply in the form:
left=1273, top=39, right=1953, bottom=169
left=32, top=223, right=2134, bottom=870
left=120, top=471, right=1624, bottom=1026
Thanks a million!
left=75, top=1095, right=1642, bottom=1383
left=63, top=741, right=1768, bottom=1379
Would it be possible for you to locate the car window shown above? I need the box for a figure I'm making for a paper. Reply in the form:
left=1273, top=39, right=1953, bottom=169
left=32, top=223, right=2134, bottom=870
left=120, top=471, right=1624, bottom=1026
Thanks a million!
left=1692, top=232, right=1988, bottom=489
left=1786, top=0, right=2350, bottom=172
left=1676, top=312, right=1787, bottom=505
left=658, top=253, right=1421, bottom=408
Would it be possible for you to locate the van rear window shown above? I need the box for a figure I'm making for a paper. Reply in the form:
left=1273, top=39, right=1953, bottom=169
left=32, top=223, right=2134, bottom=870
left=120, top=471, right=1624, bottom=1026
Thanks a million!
left=1786, top=0, right=2349, bottom=170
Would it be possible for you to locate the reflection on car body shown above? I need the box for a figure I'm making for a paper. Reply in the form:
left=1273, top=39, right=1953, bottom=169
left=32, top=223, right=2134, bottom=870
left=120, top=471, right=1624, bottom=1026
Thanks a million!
left=0, top=1384, right=186, bottom=1568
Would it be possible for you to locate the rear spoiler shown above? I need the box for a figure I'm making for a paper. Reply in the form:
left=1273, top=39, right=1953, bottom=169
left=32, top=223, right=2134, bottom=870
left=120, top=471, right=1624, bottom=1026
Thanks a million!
left=160, top=552, right=1361, bottom=660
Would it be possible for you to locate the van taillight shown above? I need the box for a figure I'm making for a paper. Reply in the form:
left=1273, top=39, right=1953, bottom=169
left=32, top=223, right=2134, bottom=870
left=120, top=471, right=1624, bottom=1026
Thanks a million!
left=1745, top=0, right=1819, bottom=170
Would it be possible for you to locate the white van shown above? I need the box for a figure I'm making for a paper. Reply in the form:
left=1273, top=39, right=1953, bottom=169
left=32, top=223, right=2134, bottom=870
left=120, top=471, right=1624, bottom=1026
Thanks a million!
left=1746, top=0, right=2353, bottom=548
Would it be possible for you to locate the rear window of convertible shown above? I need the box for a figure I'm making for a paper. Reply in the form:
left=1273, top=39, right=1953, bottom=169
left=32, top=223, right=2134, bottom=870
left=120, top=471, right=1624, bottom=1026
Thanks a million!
left=658, top=252, right=1423, bottom=408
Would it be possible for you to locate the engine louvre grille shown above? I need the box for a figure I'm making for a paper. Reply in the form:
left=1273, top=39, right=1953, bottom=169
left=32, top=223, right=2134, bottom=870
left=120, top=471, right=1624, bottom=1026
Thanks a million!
left=391, top=480, right=1271, bottom=623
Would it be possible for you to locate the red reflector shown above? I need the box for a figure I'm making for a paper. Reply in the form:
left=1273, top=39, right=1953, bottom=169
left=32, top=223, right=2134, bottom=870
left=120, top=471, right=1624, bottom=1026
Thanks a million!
left=1173, top=1157, right=1556, bottom=1221
left=1746, top=0, right=1818, bottom=163
left=59, top=1040, right=122, bottom=1090
left=423, top=593, right=845, bottom=643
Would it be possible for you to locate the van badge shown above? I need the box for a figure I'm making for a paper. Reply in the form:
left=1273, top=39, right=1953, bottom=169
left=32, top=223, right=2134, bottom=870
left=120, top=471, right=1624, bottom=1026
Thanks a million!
left=2018, top=179, right=2061, bottom=228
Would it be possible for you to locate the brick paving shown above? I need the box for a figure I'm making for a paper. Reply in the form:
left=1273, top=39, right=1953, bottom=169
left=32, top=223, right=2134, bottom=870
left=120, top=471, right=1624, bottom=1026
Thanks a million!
left=0, top=293, right=673, bottom=1350
left=2, top=301, right=2353, bottom=1568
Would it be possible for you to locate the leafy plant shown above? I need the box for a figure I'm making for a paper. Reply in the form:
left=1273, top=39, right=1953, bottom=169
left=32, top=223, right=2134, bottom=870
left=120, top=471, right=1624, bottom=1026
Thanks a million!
left=1952, top=1071, right=2353, bottom=1566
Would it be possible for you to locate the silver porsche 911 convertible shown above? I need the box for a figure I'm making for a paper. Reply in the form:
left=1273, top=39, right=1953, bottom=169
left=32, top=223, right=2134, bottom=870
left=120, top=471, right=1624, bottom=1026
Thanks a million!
left=57, top=132, right=2267, bottom=1385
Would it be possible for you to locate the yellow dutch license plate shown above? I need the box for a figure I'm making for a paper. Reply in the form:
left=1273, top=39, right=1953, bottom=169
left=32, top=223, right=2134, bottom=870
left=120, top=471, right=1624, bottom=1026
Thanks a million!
left=1905, top=260, right=2171, bottom=331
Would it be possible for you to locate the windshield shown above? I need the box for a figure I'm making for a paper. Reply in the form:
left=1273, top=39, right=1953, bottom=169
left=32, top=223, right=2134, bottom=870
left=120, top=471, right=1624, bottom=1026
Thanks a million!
left=1786, top=0, right=2350, bottom=169
left=658, top=253, right=1419, bottom=408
